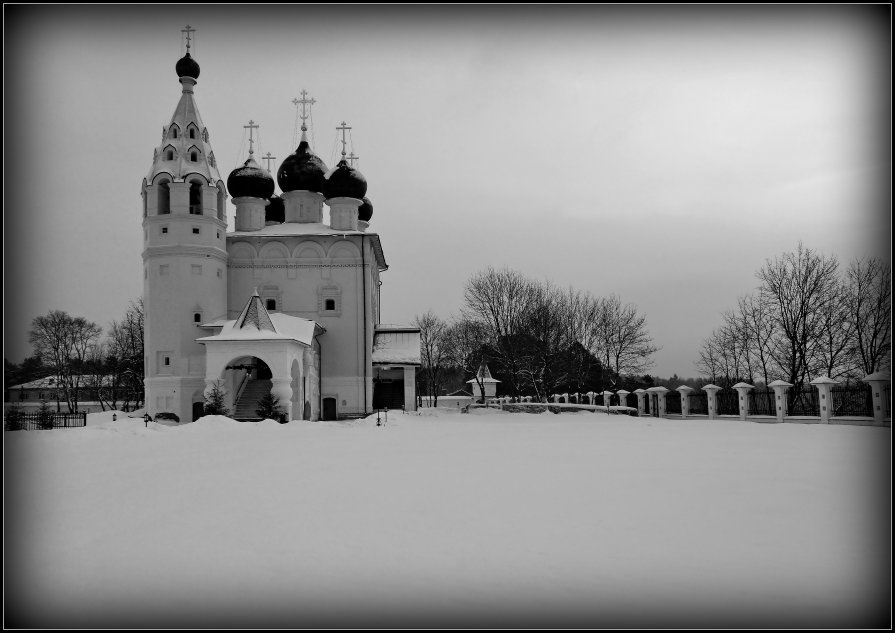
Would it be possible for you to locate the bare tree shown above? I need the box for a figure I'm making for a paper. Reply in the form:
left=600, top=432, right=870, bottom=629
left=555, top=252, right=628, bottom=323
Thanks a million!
left=442, top=318, right=491, bottom=403
left=845, top=257, right=892, bottom=376
left=757, top=243, right=840, bottom=385
left=414, top=311, right=451, bottom=407
left=462, top=267, right=538, bottom=396
left=107, top=298, right=145, bottom=410
left=812, top=278, right=855, bottom=380
left=596, top=294, right=659, bottom=381
left=29, top=310, right=103, bottom=412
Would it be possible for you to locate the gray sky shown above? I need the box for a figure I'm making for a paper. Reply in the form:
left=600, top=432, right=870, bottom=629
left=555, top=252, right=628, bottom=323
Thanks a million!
left=4, top=5, right=890, bottom=379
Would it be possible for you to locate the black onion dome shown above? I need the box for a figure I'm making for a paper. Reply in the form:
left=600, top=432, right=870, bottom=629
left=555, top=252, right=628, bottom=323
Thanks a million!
left=358, top=197, right=373, bottom=222
left=323, top=159, right=367, bottom=200
left=175, top=52, right=200, bottom=79
left=277, top=140, right=328, bottom=193
left=266, top=194, right=285, bottom=224
left=227, top=157, right=275, bottom=199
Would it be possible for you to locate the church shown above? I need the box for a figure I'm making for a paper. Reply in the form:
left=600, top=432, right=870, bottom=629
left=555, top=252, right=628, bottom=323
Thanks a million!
left=142, top=30, right=419, bottom=423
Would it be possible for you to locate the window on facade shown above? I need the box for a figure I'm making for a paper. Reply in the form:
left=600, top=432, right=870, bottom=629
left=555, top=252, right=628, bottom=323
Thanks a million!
left=191, top=151, right=198, bottom=162
left=189, top=128, right=196, bottom=139
left=164, top=356, right=170, bottom=366
left=189, top=181, right=202, bottom=214
left=160, top=264, right=169, bottom=276
left=192, top=227, right=200, bottom=235
left=194, top=313, right=202, bottom=323
left=216, top=269, right=222, bottom=278
left=325, top=299, right=336, bottom=311
left=216, top=231, right=220, bottom=239
left=161, top=226, right=168, bottom=234
left=172, top=128, right=178, bottom=139
left=158, top=181, right=171, bottom=214
left=166, top=150, right=174, bottom=160
left=266, top=299, right=277, bottom=311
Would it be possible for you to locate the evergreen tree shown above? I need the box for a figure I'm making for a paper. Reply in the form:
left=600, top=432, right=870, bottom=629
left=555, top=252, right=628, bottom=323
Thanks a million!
left=256, top=393, right=285, bottom=421
left=203, top=382, right=229, bottom=416
left=37, top=399, right=55, bottom=430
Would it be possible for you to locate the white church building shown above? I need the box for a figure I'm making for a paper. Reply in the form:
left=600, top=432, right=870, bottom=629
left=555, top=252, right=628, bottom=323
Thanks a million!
left=142, top=31, right=419, bottom=422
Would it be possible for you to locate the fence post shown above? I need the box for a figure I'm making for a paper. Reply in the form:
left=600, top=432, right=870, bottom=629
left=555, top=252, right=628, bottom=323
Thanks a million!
left=702, top=384, right=721, bottom=420
left=601, top=390, right=614, bottom=413
left=655, top=387, right=669, bottom=417
left=733, top=382, right=754, bottom=421
left=634, top=389, right=646, bottom=416
left=810, top=376, right=837, bottom=424
left=768, top=380, right=793, bottom=423
left=616, top=389, right=630, bottom=412
left=861, top=371, right=891, bottom=426
left=677, top=386, right=693, bottom=419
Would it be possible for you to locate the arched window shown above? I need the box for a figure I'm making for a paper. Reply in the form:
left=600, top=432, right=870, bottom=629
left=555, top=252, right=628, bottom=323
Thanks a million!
left=171, top=127, right=178, bottom=139
left=189, top=181, right=202, bottom=215
left=194, top=312, right=202, bottom=324
left=158, top=181, right=171, bottom=215
left=190, top=151, right=198, bottom=162
left=217, top=185, right=226, bottom=220
left=166, top=150, right=174, bottom=160
left=189, top=128, right=196, bottom=139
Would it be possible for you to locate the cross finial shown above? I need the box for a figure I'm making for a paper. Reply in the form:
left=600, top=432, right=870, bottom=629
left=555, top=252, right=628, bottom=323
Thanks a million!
left=182, top=25, right=195, bottom=52
left=292, top=90, right=316, bottom=132
left=336, top=121, right=352, bottom=161
left=244, top=120, right=259, bottom=157
left=347, top=152, right=359, bottom=168
left=263, top=152, right=277, bottom=171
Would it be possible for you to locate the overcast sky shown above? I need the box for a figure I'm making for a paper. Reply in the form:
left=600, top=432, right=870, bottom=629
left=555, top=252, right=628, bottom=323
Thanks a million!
left=3, top=5, right=890, bottom=379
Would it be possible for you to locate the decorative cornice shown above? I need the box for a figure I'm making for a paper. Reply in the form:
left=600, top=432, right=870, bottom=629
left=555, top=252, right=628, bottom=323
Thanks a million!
left=142, top=245, right=228, bottom=262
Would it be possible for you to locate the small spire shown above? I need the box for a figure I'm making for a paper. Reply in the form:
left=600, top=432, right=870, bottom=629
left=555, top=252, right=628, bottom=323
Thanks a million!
left=292, top=90, right=316, bottom=146
left=244, top=120, right=259, bottom=157
left=336, top=121, right=352, bottom=161
left=182, top=24, right=195, bottom=54
left=263, top=152, right=277, bottom=171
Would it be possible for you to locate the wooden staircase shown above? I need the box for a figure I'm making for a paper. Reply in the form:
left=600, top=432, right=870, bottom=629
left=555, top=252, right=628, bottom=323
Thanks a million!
left=234, top=378, right=271, bottom=421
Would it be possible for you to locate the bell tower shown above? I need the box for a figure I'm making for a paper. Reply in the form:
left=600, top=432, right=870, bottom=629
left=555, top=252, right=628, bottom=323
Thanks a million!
left=142, top=26, right=229, bottom=421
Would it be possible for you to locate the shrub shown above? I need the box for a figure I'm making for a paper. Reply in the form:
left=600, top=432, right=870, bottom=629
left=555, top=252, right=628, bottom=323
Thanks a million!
left=155, top=412, right=180, bottom=423
left=5, top=405, right=24, bottom=431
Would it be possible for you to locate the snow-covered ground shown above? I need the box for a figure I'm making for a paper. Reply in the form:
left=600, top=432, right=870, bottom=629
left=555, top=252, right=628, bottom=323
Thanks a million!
left=4, top=409, right=890, bottom=628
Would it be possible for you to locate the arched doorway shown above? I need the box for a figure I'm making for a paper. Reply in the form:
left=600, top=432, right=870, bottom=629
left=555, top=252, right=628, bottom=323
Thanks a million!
left=223, top=356, right=274, bottom=421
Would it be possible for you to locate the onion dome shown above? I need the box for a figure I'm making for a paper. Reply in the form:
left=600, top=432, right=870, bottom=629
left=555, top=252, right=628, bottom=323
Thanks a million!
left=227, top=157, right=274, bottom=199
left=323, top=159, right=367, bottom=200
left=358, top=197, right=373, bottom=222
left=277, top=140, right=328, bottom=194
left=175, top=52, right=200, bottom=80
left=266, top=194, right=285, bottom=224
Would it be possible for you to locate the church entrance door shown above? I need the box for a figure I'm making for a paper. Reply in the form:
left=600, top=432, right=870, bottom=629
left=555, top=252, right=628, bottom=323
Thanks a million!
left=322, top=397, right=337, bottom=421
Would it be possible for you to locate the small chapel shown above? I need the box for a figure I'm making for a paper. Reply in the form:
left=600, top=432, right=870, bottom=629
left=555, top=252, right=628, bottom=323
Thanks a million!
left=142, top=28, right=420, bottom=422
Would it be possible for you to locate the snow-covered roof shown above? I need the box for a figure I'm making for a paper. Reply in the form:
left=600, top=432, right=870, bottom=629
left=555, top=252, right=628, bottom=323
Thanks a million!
left=466, top=362, right=500, bottom=384
left=372, top=328, right=421, bottom=365
left=7, top=375, right=113, bottom=390
left=198, top=312, right=320, bottom=346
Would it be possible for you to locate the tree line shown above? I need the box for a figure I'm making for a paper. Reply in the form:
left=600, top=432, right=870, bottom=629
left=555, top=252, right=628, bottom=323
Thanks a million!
left=697, top=244, right=891, bottom=388
left=415, top=267, right=659, bottom=405
left=5, top=299, right=145, bottom=412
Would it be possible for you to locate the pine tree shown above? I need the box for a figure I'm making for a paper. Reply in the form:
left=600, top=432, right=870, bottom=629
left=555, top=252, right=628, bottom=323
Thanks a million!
left=37, top=399, right=55, bottom=430
left=256, top=393, right=285, bottom=422
left=204, top=382, right=229, bottom=416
